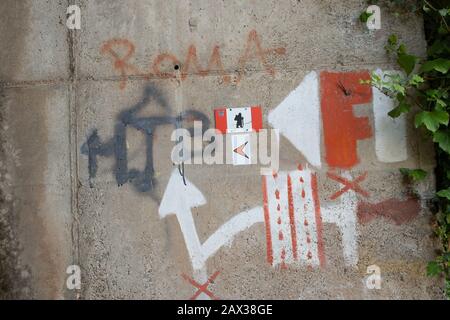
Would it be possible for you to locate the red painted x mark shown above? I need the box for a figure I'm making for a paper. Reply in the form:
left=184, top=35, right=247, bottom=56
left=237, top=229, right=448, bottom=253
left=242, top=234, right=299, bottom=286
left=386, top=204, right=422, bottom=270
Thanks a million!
left=327, top=172, right=369, bottom=200
left=182, top=271, right=220, bottom=300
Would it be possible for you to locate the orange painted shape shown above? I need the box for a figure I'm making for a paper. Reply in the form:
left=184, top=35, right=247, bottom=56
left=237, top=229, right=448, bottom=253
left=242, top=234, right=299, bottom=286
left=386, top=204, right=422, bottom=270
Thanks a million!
left=251, top=106, right=263, bottom=132
left=214, top=108, right=227, bottom=134
left=261, top=176, right=274, bottom=265
left=320, top=71, right=373, bottom=168
left=233, top=141, right=249, bottom=159
left=287, top=174, right=298, bottom=261
left=100, top=39, right=142, bottom=90
left=152, top=53, right=180, bottom=79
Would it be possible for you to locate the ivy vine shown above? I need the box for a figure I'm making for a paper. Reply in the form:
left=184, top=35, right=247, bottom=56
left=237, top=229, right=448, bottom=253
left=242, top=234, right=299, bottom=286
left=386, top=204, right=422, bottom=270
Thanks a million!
left=361, top=0, right=450, bottom=298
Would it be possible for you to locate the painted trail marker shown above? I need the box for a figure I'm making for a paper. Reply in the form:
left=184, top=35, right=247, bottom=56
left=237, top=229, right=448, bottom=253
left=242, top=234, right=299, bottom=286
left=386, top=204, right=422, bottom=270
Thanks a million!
left=231, top=134, right=251, bottom=165
left=262, top=167, right=325, bottom=268
left=159, top=169, right=264, bottom=271
left=214, top=106, right=263, bottom=134
left=321, top=171, right=359, bottom=267
left=268, top=71, right=321, bottom=167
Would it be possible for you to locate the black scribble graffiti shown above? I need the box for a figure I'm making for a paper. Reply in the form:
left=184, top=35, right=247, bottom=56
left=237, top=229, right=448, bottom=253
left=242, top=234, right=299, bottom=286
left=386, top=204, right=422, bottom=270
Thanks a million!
left=81, top=84, right=209, bottom=195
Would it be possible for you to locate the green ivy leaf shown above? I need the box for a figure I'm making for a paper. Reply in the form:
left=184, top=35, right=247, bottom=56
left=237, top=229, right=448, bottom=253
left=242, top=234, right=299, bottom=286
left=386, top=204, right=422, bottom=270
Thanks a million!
left=437, top=188, right=450, bottom=200
left=388, top=34, right=398, bottom=46
left=399, top=168, right=427, bottom=181
left=397, top=43, right=407, bottom=55
left=359, top=11, right=373, bottom=23
left=388, top=99, right=411, bottom=118
left=409, top=74, right=424, bottom=87
left=359, top=79, right=371, bottom=85
left=397, top=53, right=417, bottom=75
left=433, top=130, right=450, bottom=154
left=439, top=9, right=449, bottom=17
left=415, top=110, right=449, bottom=132
left=427, top=261, right=443, bottom=276
left=421, top=58, right=450, bottom=73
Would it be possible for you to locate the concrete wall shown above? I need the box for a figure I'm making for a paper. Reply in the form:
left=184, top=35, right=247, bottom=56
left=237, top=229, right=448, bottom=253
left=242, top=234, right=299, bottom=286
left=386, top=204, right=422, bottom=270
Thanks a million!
left=0, top=0, right=444, bottom=299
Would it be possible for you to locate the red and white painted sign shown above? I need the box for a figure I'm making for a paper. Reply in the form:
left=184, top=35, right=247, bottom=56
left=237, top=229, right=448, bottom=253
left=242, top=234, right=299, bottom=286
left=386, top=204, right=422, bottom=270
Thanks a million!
left=214, top=106, right=263, bottom=134
left=262, top=167, right=325, bottom=268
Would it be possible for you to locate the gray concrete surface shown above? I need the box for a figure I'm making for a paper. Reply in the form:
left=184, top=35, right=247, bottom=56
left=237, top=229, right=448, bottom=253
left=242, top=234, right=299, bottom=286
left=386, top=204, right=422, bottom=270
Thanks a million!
left=0, top=0, right=445, bottom=299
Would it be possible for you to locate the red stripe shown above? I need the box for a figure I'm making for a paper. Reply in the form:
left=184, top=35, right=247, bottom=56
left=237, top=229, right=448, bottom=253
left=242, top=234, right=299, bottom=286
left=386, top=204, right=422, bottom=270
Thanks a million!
left=262, top=175, right=273, bottom=265
left=287, top=174, right=298, bottom=260
left=251, top=106, right=263, bottom=132
left=214, top=107, right=227, bottom=134
left=311, top=173, right=325, bottom=267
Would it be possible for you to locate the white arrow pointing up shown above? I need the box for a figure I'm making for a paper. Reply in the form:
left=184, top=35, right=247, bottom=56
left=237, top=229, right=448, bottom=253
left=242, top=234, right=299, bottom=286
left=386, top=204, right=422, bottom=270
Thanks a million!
left=159, top=169, right=264, bottom=271
left=159, top=169, right=206, bottom=269
left=268, top=71, right=321, bottom=167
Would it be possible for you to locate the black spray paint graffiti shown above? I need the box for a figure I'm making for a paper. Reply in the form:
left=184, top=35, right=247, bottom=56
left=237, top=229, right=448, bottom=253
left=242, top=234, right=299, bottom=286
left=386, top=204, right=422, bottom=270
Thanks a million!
left=81, top=84, right=210, bottom=194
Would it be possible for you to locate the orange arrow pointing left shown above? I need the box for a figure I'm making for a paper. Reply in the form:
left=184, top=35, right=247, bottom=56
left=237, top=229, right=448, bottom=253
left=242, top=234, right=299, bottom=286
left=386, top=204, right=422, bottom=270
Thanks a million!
left=233, top=141, right=249, bottom=159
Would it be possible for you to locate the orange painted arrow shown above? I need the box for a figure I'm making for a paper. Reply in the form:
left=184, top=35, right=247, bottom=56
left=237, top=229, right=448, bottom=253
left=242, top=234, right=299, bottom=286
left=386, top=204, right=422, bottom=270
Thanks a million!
left=233, top=141, right=249, bottom=159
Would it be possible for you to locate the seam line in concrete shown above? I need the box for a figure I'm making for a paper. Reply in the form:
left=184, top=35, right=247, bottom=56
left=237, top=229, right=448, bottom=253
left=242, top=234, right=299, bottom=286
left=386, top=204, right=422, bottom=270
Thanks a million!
left=0, top=61, right=398, bottom=89
left=67, top=0, right=81, bottom=299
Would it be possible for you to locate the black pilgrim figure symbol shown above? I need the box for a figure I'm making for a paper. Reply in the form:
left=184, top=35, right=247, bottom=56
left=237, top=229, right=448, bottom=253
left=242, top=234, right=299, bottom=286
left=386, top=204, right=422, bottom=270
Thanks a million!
left=234, top=112, right=244, bottom=128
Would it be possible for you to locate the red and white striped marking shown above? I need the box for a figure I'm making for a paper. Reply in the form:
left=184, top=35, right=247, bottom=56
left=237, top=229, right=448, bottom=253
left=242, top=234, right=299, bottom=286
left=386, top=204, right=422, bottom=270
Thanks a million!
left=214, top=106, right=263, bottom=134
left=262, top=167, right=325, bottom=268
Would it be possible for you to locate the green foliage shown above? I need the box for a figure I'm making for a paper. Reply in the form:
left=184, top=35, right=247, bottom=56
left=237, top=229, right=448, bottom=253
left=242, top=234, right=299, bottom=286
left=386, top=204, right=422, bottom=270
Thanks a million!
left=420, top=58, right=450, bottom=73
left=360, top=11, right=374, bottom=23
left=427, top=260, right=443, bottom=276
left=415, top=110, right=449, bottom=132
left=400, top=168, right=428, bottom=181
left=362, top=0, right=450, bottom=298
left=398, top=52, right=418, bottom=75
left=388, top=97, right=411, bottom=117
left=434, top=129, right=450, bottom=153
left=437, top=188, right=450, bottom=199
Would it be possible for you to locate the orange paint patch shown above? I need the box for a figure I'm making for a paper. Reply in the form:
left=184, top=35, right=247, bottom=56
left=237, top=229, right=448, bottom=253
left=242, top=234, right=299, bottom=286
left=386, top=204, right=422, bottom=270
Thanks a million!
left=357, top=198, right=420, bottom=225
left=100, top=39, right=143, bottom=90
left=287, top=174, right=298, bottom=260
left=320, top=71, right=373, bottom=168
left=261, top=176, right=274, bottom=265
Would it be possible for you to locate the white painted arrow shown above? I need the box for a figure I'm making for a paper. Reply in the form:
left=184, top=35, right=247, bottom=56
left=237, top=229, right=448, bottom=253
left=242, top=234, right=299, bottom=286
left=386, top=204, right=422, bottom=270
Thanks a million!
left=321, top=171, right=359, bottom=267
left=159, top=169, right=264, bottom=271
left=268, top=71, right=321, bottom=167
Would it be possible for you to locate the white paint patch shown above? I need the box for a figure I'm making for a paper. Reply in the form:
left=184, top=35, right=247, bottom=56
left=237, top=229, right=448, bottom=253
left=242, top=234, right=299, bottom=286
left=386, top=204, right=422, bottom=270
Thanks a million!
left=202, top=206, right=264, bottom=259
left=268, top=71, right=321, bottom=167
left=321, top=171, right=359, bottom=267
left=159, top=169, right=264, bottom=270
left=373, top=69, right=408, bottom=163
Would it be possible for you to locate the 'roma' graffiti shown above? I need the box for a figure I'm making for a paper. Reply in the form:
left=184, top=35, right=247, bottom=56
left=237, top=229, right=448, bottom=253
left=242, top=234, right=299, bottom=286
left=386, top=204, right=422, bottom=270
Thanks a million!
left=101, top=30, right=286, bottom=90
